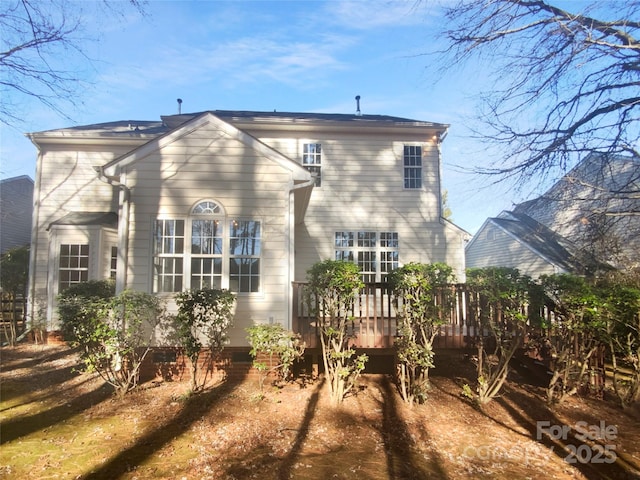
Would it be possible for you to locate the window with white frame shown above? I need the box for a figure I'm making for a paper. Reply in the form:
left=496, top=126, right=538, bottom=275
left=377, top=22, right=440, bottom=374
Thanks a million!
left=110, top=246, right=117, bottom=279
left=153, top=201, right=261, bottom=294
left=153, top=219, right=185, bottom=293
left=302, top=143, right=322, bottom=187
left=403, top=145, right=422, bottom=189
left=229, top=220, right=261, bottom=293
left=334, top=231, right=399, bottom=282
left=191, top=218, right=223, bottom=289
left=58, top=244, right=89, bottom=292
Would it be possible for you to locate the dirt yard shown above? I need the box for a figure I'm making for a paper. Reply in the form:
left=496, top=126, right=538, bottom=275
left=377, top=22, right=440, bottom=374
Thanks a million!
left=1, top=344, right=640, bottom=479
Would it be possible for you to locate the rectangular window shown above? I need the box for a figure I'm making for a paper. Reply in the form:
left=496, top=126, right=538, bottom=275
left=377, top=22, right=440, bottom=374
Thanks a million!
left=191, top=219, right=223, bottom=289
left=303, top=143, right=322, bottom=187
left=335, top=231, right=398, bottom=282
left=110, top=246, right=117, bottom=279
left=404, top=145, right=422, bottom=189
left=152, top=217, right=262, bottom=294
left=379, top=232, right=399, bottom=281
left=153, top=219, right=185, bottom=293
left=59, top=244, right=89, bottom=292
left=229, top=220, right=261, bottom=293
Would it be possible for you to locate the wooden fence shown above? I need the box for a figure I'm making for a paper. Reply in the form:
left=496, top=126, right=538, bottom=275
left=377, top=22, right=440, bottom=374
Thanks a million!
left=1, top=293, right=27, bottom=345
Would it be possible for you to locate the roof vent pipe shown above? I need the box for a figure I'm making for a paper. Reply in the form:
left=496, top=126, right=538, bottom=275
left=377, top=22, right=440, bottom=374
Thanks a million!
left=355, top=95, right=362, bottom=116
left=177, top=98, right=183, bottom=114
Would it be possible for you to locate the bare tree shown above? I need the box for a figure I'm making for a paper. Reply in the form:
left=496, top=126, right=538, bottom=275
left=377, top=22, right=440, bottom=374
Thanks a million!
left=437, top=1, right=640, bottom=194
left=0, top=0, right=145, bottom=126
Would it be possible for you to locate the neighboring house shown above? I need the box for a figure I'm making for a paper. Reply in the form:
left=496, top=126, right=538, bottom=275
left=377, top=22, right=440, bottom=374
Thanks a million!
left=512, top=153, right=639, bottom=271
left=0, top=175, right=34, bottom=254
left=466, top=153, right=638, bottom=277
left=465, top=211, right=600, bottom=278
left=27, top=110, right=468, bottom=346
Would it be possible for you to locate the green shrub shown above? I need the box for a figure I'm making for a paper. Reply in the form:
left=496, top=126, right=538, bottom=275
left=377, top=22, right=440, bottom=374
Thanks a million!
left=58, top=281, right=164, bottom=397
left=246, top=323, right=305, bottom=391
left=305, top=260, right=367, bottom=405
left=173, top=288, right=235, bottom=392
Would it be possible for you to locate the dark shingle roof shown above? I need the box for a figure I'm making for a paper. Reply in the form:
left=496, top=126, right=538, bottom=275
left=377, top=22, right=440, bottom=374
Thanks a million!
left=491, top=212, right=602, bottom=274
left=49, top=212, right=117, bottom=229
left=161, top=110, right=447, bottom=129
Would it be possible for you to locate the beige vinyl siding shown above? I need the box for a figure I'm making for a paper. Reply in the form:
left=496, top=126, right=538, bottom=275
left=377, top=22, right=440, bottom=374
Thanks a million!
left=465, top=223, right=560, bottom=278
left=123, top=122, right=292, bottom=345
left=255, top=134, right=464, bottom=281
left=30, top=143, right=138, bottom=329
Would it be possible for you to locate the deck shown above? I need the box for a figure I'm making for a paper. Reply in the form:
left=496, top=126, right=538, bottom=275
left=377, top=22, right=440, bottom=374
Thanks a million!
left=292, top=282, right=482, bottom=350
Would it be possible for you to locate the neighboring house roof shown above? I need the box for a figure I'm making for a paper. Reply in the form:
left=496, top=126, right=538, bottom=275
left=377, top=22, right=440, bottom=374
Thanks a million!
left=48, top=212, right=118, bottom=230
left=512, top=153, right=640, bottom=269
left=0, top=175, right=34, bottom=254
left=489, top=212, right=600, bottom=274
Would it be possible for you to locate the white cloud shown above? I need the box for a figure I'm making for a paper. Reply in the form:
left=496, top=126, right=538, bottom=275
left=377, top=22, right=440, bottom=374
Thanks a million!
left=324, top=0, right=437, bottom=29
left=95, top=29, right=356, bottom=94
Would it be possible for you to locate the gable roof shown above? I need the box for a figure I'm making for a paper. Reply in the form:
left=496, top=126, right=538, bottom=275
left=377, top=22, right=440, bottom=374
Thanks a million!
left=473, top=211, right=606, bottom=275
left=101, top=111, right=312, bottom=183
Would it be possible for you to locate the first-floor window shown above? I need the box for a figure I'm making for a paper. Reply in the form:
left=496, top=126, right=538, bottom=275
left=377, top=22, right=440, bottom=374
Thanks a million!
left=335, top=231, right=399, bottom=282
left=153, top=202, right=261, bottom=294
left=229, top=220, right=261, bottom=293
left=59, top=244, right=89, bottom=291
left=153, top=219, right=185, bottom=293
left=110, top=246, right=118, bottom=279
left=191, top=219, right=223, bottom=289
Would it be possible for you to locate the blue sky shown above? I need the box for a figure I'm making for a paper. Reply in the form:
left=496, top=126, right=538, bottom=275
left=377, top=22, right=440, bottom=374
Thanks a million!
left=0, top=0, right=528, bottom=234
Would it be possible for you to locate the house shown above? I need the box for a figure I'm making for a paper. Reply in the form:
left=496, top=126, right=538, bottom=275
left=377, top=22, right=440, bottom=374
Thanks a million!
left=465, top=211, right=600, bottom=278
left=466, top=153, right=639, bottom=277
left=26, top=109, right=469, bottom=348
left=0, top=175, right=34, bottom=255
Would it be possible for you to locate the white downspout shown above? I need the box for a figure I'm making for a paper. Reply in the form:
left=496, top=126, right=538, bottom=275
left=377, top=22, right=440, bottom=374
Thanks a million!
left=287, top=177, right=315, bottom=329
left=94, top=166, right=130, bottom=294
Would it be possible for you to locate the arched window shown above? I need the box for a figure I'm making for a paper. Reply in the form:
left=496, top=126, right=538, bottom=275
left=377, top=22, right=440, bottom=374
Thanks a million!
left=190, top=201, right=224, bottom=290
left=153, top=199, right=261, bottom=294
left=192, top=200, right=223, bottom=215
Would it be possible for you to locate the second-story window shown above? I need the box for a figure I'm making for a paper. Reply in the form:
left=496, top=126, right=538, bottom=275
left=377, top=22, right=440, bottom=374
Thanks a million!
left=403, top=145, right=422, bottom=189
left=303, top=143, right=322, bottom=187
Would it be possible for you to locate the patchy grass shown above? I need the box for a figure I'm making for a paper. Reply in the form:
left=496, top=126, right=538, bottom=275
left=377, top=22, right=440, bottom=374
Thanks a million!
left=1, top=344, right=640, bottom=479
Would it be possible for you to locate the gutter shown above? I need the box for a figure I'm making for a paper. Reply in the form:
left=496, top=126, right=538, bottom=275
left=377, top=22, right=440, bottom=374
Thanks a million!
left=93, top=166, right=130, bottom=294
left=286, top=176, right=315, bottom=329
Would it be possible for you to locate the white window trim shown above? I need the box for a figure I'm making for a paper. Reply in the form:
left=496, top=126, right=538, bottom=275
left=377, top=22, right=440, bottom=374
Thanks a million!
left=403, top=144, right=423, bottom=190
left=47, top=224, right=113, bottom=327
left=152, top=202, right=263, bottom=296
left=301, top=141, right=322, bottom=187
left=334, top=230, right=399, bottom=282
